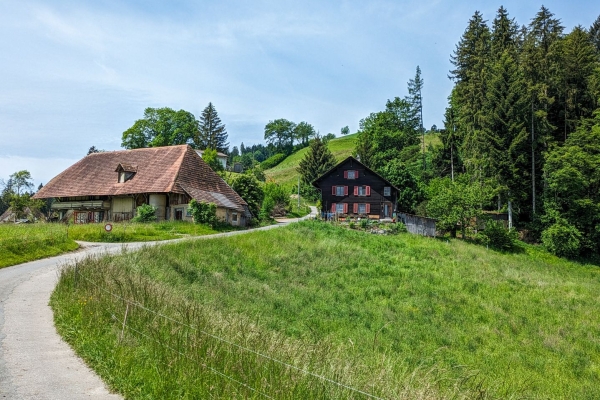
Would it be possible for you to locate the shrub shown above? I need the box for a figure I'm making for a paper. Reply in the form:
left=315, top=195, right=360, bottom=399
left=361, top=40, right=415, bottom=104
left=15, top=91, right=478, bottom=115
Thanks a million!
left=481, top=221, right=517, bottom=251
left=188, top=200, right=217, bottom=226
left=132, top=204, right=157, bottom=223
left=261, top=153, right=287, bottom=170
left=359, top=218, right=370, bottom=230
left=542, top=221, right=582, bottom=258
left=388, top=222, right=407, bottom=234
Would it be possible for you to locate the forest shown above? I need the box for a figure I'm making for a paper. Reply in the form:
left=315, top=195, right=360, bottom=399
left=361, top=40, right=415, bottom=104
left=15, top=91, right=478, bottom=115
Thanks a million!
left=354, top=6, right=600, bottom=259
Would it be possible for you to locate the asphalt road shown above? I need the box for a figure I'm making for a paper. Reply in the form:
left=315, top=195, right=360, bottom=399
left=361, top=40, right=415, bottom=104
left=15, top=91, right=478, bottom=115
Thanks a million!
left=0, top=208, right=316, bottom=399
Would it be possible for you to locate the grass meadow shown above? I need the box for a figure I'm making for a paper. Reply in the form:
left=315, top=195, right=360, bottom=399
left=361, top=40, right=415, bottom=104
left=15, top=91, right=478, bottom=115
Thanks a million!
left=0, top=221, right=230, bottom=268
left=264, top=134, right=357, bottom=188
left=51, top=221, right=600, bottom=399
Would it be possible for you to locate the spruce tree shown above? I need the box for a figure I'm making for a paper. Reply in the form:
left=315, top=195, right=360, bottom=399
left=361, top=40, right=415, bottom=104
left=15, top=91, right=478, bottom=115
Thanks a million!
left=406, top=66, right=425, bottom=172
left=297, top=136, right=336, bottom=185
left=450, top=11, right=491, bottom=177
left=197, top=102, right=229, bottom=153
left=590, top=15, right=600, bottom=52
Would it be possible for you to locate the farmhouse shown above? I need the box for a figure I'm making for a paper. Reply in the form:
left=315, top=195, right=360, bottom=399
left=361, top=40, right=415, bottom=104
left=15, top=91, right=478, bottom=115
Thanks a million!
left=313, top=156, right=399, bottom=220
left=33, top=145, right=250, bottom=226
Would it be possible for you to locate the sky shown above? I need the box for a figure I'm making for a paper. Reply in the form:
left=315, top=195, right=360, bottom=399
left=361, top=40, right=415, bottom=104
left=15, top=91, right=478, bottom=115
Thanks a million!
left=0, top=0, right=598, bottom=187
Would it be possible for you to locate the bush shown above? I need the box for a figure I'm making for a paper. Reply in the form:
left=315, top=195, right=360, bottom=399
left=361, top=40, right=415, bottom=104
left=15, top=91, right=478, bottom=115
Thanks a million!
left=260, top=182, right=290, bottom=219
left=481, top=221, right=517, bottom=251
left=388, top=222, right=407, bottom=234
left=542, top=221, right=582, bottom=258
left=188, top=200, right=217, bottom=226
left=132, top=204, right=156, bottom=223
left=261, top=153, right=287, bottom=170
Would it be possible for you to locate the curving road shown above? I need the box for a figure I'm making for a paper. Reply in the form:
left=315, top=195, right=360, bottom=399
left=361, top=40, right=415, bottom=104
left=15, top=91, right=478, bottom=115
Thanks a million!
left=0, top=208, right=316, bottom=399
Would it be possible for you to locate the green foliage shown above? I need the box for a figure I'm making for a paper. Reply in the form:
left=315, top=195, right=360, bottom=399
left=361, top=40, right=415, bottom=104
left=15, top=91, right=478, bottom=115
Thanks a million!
left=10, top=170, right=34, bottom=195
left=201, top=148, right=224, bottom=172
left=264, top=119, right=296, bottom=152
left=426, top=175, right=493, bottom=238
left=197, top=102, right=228, bottom=153
left=229, top=173, right=264, bottom=218
left=131, top=204, right=157, bottom=223
left=542, top=220, right=582, bottom=258
left=340, top=126, right=350, bottom=135
left=388, top=222, right=407, bottom=234
left=121, top=107, right=198, bottom=149
left=260, top=153, right=287, bottom=170
left=293, top=121, right=315, bottom=146
left=481, top=220, right=517, bottom=251
left=543, top=112, right=600, bottom=255
left=260, top=181, right=290, bottom=219
left=296, top=136, right=337, bottom=185
left=379, top=159, right=423, bottom=213
left=188, top=199, right=217, bottom=226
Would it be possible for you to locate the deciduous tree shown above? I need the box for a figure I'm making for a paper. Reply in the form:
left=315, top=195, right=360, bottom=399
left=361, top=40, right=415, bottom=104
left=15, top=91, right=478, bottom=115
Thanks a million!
left=121, top=107, right=198, bottom=149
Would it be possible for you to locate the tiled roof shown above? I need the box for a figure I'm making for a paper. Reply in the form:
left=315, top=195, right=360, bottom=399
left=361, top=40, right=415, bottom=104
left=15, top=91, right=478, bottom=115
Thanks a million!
left=34, top=145, right=247, bottom=210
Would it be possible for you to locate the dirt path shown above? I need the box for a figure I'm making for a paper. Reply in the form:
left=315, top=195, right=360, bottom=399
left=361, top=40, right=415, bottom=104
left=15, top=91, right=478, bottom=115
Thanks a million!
left=0, top=208, right=317, bottom=399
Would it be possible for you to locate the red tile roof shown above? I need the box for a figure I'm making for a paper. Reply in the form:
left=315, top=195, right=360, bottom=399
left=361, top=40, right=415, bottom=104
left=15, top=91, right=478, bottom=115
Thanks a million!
left=34, top=145, right=247, bottom=211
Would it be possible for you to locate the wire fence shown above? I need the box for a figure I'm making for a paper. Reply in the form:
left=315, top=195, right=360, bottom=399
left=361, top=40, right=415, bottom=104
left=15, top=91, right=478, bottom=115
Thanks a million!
left=73, top=265, right=385, bottom=400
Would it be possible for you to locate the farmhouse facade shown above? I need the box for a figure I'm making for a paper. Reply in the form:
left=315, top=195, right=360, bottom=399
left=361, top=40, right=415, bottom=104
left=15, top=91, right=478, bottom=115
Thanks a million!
left=33, top=145, right=250, bottom=226
left=313, top=156, right=399, bottom=219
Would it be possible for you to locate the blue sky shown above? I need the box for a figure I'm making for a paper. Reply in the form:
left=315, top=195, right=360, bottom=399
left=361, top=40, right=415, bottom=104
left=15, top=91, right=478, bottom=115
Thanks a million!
left=0, top=0, right=598, bottom=186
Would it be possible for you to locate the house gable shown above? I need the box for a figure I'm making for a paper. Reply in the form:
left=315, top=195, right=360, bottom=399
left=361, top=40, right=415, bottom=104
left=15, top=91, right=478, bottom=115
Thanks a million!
left=312, top=156, right=399, bottom=218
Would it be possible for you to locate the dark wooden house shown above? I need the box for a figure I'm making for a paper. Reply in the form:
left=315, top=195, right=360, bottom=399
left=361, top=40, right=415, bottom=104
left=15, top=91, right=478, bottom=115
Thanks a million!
left=312, top=156, right=399, bottom=219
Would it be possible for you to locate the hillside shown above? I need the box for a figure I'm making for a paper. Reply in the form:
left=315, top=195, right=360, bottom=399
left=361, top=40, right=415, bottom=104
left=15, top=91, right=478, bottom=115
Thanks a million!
left=264, top=133, right=357, bottom=188
left=264, top=132, right=442, bottom=188
left=52, top=221, right=600, bottom=399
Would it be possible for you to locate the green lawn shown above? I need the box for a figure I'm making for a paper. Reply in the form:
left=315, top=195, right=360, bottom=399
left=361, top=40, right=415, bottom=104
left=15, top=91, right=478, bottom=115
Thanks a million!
left=264, top=134, right=357, bottom=188
left=51, top=221, right=600, bottom=399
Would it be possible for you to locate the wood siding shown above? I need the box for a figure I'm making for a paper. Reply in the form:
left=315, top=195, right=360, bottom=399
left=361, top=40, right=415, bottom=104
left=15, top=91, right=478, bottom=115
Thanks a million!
left=315, top=158, right=398, bottom=219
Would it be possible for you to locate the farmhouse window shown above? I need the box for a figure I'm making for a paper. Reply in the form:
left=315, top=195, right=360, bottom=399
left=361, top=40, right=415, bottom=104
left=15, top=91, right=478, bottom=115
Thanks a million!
left=384, top=187, right=391, bottom=196
left=331, top=203, right=348, bottom=213
left=344, top=170, right=359, bottom=179
left=352, top=203, right=370, bottom=214
left=332, top=185, right=348, bottom=196
left=354, top=185, right=371, bottom=196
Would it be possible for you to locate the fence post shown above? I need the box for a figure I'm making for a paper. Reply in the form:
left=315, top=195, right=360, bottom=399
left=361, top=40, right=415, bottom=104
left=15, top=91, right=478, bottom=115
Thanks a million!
left=120, top=303, right=130, bottom=343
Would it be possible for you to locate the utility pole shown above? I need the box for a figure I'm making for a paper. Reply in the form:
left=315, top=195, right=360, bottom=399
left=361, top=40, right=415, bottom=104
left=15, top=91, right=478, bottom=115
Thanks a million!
left=297, top=176, right=300, bottom=209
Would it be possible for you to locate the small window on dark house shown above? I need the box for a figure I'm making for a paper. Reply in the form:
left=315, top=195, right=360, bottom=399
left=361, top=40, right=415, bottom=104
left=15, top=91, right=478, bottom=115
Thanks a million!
left=344, top=170, right=359, bottom=179
left=336, top=203, right=345, bottom=213
left=336, top=186, right=345, bottom=196
left=355, top=185, right=371, bottom=196
left=384, top=187, right=391, bottom=196
left=358, top=203, right=367, bottom=214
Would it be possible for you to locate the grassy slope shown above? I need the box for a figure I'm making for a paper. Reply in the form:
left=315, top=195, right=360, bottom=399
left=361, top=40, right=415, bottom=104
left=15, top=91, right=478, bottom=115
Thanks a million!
left=264, top=134, right=357, bottom=188
left=0, top=224, right=79, bottom=268
left=52, top=221, right=600, bottom=399
left=0, top=221, right=230, bottom=269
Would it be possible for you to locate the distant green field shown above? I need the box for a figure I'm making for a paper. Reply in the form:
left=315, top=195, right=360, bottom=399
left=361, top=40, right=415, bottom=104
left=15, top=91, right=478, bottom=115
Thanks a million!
left=52, top=221, right=600, bottom=399
left=0, top=221, right=231, bottom=268
left=264, top=134, right=357, bottom=188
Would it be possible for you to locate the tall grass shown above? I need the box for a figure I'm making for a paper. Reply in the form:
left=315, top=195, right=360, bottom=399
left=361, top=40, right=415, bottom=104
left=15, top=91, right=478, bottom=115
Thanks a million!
left=51, top=251, right=484, bottom=399
left=50, top=221, right=600, bottom=398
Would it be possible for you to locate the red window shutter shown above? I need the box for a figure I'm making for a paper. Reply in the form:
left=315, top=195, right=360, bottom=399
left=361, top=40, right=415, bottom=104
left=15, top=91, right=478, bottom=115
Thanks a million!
left=344, top=186, right=348, bottom=196
left=344, top=170, right=348, bottom=179
left=366, top=203, right=371, bottom=214
left=353, top=203, right=358, bottom=213
left=355, top=170, right=359, bottom=178
left=343, top=203, right=348, bottom=213
left=366, top=186, right=371, bottom=196
left=332, top=186, right=336, bottom=195
left=331, top=203, right=336, bottom=212
left=354, top=186, right=358, bottom=196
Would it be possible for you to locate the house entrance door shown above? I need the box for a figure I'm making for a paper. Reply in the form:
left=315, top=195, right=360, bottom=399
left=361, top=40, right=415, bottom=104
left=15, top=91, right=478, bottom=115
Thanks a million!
left=383, top=204, right=390, bottom=218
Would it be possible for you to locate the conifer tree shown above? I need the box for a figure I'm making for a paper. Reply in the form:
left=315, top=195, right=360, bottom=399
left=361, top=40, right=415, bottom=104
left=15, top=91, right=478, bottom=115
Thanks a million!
left=407, top=66, right=425, bottom=172
left=197, top=102, right=229, bottom=153
left=589, top=14, right=600, bottom=52
left=297, top=136, right=336, bottom=185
